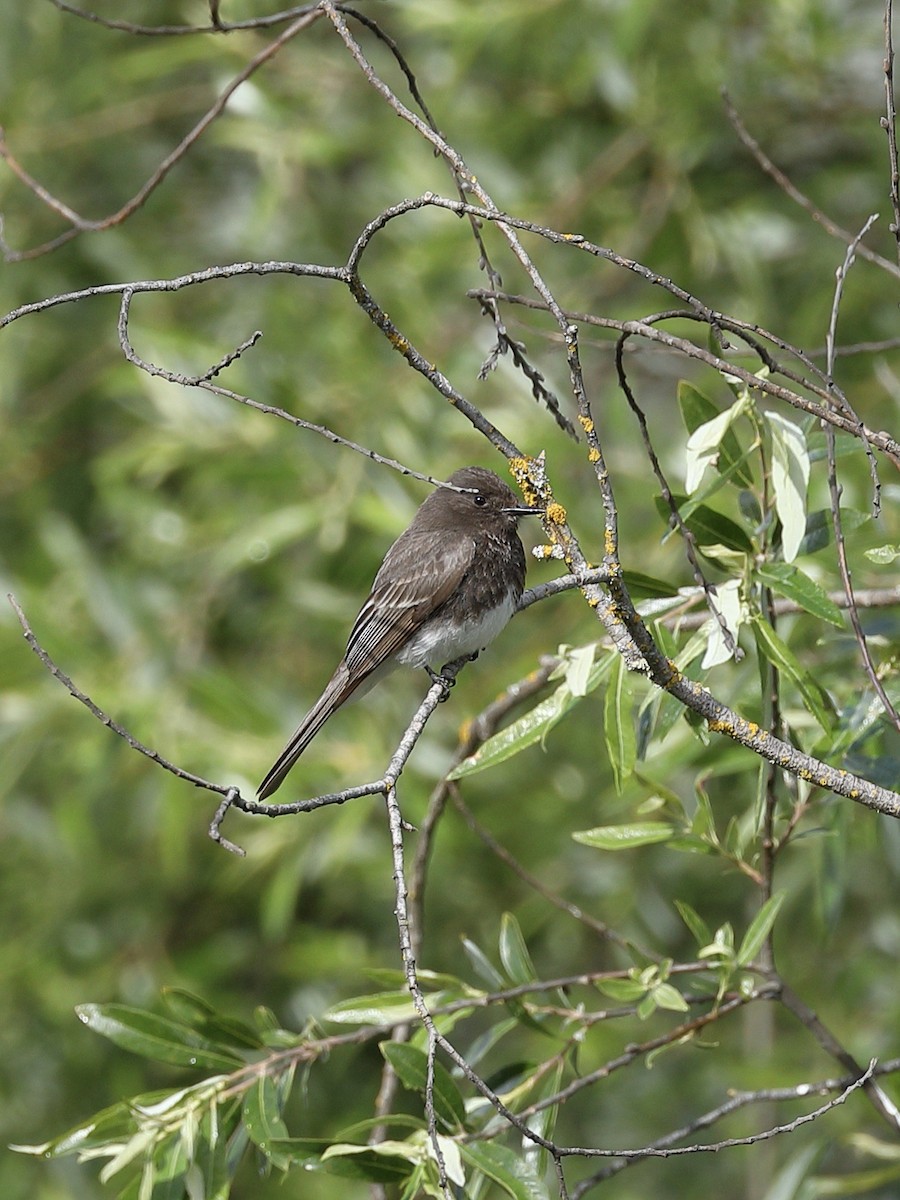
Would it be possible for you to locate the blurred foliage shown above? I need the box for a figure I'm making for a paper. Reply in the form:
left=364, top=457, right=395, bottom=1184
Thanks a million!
left=1, top=1, right=900, bottom=1198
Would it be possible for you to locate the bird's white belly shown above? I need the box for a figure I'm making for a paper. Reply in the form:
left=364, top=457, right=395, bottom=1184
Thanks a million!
left=396, top=590, right=518, bottom=669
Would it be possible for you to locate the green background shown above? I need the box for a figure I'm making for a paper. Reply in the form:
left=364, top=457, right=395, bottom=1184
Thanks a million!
left=1, top=2, right=899, bottom=1197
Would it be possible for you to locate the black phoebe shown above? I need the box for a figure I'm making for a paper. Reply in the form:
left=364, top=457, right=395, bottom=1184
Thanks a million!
left=257, top=466, right=536, bottom=799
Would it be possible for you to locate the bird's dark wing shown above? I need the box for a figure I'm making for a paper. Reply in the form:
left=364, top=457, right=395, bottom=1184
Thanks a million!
left=257, top=530, right=474, bottom=801
left=345, top=529, right=475, bottom=674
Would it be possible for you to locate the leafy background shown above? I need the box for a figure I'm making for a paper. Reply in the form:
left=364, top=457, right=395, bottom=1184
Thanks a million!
left=1, top=1, right=899, bottom=1197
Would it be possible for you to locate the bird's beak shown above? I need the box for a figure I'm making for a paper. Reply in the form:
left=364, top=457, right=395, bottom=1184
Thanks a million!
left=504, top=505, right=543, bottom=516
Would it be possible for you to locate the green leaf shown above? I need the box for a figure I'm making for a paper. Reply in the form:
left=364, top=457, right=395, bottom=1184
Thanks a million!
left=675, top=900, right=711, bottom=947
left=604, top=654, right=636, bottom=792
left=98, top=1128, right=157, bottom=1183
left=636, top=993, right=657, bottom=1020
left=265, top=1135, right=340, bottom=1165
left=564, top=643, right=597, bottom=697
left=253, top=1006, right=281, bottom=1034
left=499, top=912, right=537, bottom=985
left=431, top=1134, right=466, bottom=1188
left=459, top=1141, right=551, bottom=1200
left=652, top=982, right=689, bottom=1012
left=656, top=495, right=754, bottom=553
left=798, top=508, right=870, bottom=556
left=865, top=544, right=900, bottom=564
left=764, top=411, right=810, bottom=562
left=754, top=562, right=843, bottom=626
left=447, top=688, right=570, bottom=779
left=318, top=1142, right=416, bottom=1182
left=737, top=892, right=785, bottom=966
left=751, top=616, right=834, bottom=732
left=678, top=380, right=754, bottom=487
left=11, top=1105, right=127, bottom=1160
left=807, top=1163, right=900, bottom=1194
left=699, top=922, right=735, bottom=963
left=461, top=937, right=505, bottom=989
left=829, top=689, right=887, bottom=757
left=323, top=990, right=427, bottom=1026
left=363, top=967, right=469, bottom=992
left=622, top=570, right=682, bottom=599
left=573, top=822, right=675, bottom=850
left=449, top=650, right=617, bottom=778
left=242, top=1076, right=291, bottom=1168
left=684, top=394, right=750, bottom=492
left=691, top=782, right=717, bottom=843
left=666, top=833, right=716, bottom=855
left=75, top=1004, right=243, bottom=1071
left=162, top=989, right=264, bottom=1050
left=807, top=430, right=865, bottom=464
left=380, top=1042, right=467, bottom=1131
left=153, top=1136, right=196, bottom=1200
left=699, top=578, right=745, bottom=668
left=596, top=977, right=648, bottom=1001
left=461, top=1016, right=518, bottom=1069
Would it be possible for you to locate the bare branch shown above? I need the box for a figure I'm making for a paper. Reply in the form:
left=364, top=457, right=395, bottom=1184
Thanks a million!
left=572, top=1061, right=878, bottom=1194
left=1, top=11, right=321, bottom=260
left=614, top=329, right=743, bottom=661
left=48, top=0, right=318, bottom=36
left=723, top=88, right=900, bottom=278
left=8, top=592, right=230, bottom=796
left=884, top=0, right=900, bottom=257
left=823, top=216, right=900, bottom=733
left=780, top=983, right=900, bottom=1131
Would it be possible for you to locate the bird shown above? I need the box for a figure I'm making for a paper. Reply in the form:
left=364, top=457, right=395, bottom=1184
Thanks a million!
left=257, top=465, right=538, bottom=799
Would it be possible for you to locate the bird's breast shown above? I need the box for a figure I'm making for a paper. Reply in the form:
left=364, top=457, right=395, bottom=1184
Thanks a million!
left=395, top=588, right=519, bottom=669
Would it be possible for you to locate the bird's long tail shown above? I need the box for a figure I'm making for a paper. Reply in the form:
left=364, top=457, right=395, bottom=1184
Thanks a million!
left=257, top=662, right=356, bottom=800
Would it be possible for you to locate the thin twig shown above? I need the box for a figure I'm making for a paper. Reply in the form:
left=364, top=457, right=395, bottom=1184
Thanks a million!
left=723, top=88, right=900, bottom=279
left=614, top=330, right=742, bottom=661
left=572, top=1061, right=878, bottom=1194
left=823, top=216, right=900, bottom=733
left=884, top=0, right=900, bottom=258
left=112, top=283, right=457, bottom=492
left=450, top=791, right=642, bottom=954
left=779, top=983, right=900, bottom=1130
left=8, top=592, right=231, bottom=796
left=408, top=658, right=559, bottom=958
left=48, top=0, right=317, bottom=35
left=1, top=11, right=321, bottom=260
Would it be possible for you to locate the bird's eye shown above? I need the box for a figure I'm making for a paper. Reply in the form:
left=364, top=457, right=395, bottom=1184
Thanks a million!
left=473, top=494, right=487, bottom=507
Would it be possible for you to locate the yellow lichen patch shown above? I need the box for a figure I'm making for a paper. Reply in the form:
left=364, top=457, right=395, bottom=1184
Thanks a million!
left=588, top=448, right=601, bottom=463
left=578, top=414, right=594, bottom=434
left=545, top=502, right=567, bottom=524
left=507, top=456, right=541, bottom=504
left=662, top=667, right=683, bottom=690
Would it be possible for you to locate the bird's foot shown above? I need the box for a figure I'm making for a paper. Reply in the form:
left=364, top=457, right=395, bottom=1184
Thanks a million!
left=426, top=664, right=456, bottom=702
